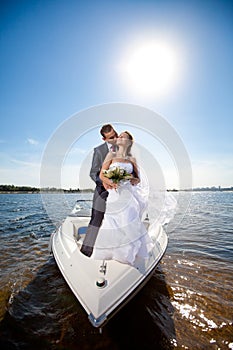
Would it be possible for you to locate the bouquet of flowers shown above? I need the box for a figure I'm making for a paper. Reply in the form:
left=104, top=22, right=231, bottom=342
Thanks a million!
left=102, top=166, right=132, bottom=184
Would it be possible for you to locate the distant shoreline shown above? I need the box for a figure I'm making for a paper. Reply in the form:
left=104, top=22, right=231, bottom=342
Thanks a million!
left=0, top=185, right=94, bottom=194
left=0, top=191, right=93, bottom=194
left=0, top=191, right=92, bottom=194
left=0, top=190, right=94, bottom=194
left=167, top=187, right=233, bottom=192
left=0, top=185, right=232, bottom=194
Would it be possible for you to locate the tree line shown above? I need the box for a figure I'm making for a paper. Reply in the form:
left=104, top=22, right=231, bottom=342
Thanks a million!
left=0, top=185, right=93, bottom=193
left=0, top=185, right=39, bottom=192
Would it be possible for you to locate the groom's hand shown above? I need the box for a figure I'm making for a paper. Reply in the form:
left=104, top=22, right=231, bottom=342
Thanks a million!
left=103, top=181, right=118, bottom=190
left=130, top=177, right=140, bottom=186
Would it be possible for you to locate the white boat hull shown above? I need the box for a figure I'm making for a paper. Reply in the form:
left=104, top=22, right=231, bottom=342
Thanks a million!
left=50, top=202, right=168, bottom=328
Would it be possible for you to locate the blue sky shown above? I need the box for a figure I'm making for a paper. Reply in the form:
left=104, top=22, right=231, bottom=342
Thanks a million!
left=0, top=0, right=233, bottom=189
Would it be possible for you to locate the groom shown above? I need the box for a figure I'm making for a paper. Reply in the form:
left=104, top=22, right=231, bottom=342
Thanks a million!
left=80, top=124, right=118, bottom=257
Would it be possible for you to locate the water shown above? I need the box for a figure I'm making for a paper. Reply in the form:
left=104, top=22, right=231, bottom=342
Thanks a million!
left=0, top=192, right=232, bottom=349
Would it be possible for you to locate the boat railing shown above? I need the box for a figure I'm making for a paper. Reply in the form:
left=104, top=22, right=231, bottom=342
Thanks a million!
left=69, top=199, right=92, bottom=217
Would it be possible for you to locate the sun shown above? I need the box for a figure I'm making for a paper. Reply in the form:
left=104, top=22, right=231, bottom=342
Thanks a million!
left=121, top=41, right=179, bottom=97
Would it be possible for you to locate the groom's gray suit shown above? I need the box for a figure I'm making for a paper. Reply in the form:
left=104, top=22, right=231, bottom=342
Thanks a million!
left=80, top=142, right=109, bottom=256
left=90, top=142, right=109, bottom=185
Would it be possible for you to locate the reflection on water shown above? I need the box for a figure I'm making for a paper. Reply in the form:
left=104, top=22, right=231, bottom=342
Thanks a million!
left=0, top=192, right=232, bottom=349
left=162, top=255, right=233, bottom=349
left=0, top=258, right=175, bottom=350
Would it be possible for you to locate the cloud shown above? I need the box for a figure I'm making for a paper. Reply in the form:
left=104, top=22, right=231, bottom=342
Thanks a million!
left=27, top=138, right=39, bottom=145
left=10, top=157, right=39, bottom=167
left=67, top=146, right=87, bottom=157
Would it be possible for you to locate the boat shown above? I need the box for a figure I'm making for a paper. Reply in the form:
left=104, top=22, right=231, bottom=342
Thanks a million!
left=49, top=199, right=168, bottom=329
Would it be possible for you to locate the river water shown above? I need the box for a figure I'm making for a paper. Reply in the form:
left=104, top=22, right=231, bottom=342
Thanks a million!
left=0, top=192, right=232, bottom=349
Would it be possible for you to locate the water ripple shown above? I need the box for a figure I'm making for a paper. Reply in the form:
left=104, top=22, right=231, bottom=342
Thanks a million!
left=0, top=192, right=232, bottom=349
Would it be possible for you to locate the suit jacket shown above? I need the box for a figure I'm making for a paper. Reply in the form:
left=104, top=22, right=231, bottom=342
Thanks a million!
left=90, top=142, right=109, bottom=185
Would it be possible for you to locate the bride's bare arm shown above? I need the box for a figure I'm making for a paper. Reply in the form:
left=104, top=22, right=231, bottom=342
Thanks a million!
left=130, top=157, right=140, bottom=186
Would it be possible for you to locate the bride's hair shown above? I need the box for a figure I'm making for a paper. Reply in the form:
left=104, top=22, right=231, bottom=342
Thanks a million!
left=124, top=131, right=133, bottom=156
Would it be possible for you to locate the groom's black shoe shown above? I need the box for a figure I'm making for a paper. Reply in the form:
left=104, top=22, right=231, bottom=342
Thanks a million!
left=80, top=245, right=93, bottom=257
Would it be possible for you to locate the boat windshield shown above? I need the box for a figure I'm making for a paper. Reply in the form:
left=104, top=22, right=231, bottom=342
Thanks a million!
left=69, top=200, right=92, bottom=217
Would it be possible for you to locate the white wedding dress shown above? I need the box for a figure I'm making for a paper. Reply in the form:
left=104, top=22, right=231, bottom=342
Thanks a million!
left=91, top=162, right=154, bottom=265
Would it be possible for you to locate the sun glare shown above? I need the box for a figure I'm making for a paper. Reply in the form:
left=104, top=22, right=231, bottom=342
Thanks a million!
left=121, top=41, right=179, bottom=97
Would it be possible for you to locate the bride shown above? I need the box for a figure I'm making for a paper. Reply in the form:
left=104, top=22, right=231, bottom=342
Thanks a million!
left=91, top=131, right=154, bottom=265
